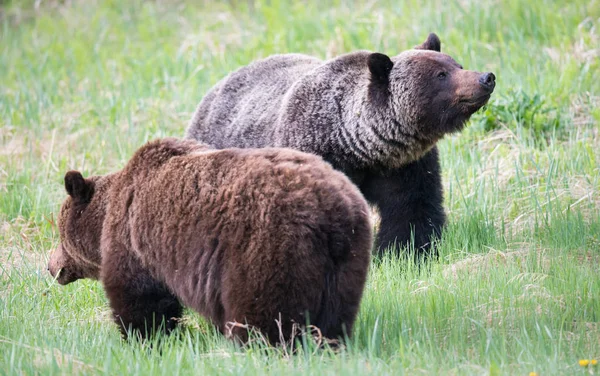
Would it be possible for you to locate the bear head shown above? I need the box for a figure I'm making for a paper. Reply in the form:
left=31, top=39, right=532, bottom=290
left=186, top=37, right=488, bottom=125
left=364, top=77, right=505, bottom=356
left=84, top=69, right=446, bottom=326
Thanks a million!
left=367, top=33, right=495, bottom=141
left=48, top=171, right=107, bottom=285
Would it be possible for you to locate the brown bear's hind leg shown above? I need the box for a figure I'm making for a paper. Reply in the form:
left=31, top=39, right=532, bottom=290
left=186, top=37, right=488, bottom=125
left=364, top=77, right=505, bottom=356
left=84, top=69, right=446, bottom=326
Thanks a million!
left=102, top=250, right=182, bottom=340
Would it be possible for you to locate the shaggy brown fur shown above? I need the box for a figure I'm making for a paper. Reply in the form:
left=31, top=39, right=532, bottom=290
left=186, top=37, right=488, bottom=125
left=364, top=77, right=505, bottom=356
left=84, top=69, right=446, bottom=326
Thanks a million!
left=186, top=33, right=496, bottom=256
left=48, top=138, right=373, bottom=344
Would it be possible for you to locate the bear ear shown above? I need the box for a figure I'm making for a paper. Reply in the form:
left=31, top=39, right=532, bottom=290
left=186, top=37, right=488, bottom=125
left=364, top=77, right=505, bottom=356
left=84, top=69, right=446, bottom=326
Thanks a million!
left=64, top=170, right=95, bottom=203
left=368, top=53, right=393, bottom=84
left=415, top=33, right=441, bottom=52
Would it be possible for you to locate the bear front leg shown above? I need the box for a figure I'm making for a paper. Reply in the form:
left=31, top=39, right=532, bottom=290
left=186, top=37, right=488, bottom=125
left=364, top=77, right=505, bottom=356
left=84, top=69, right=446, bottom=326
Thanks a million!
left=360, top=147, right=446, bottom=258
left=102, top=246, right=183, bottom=340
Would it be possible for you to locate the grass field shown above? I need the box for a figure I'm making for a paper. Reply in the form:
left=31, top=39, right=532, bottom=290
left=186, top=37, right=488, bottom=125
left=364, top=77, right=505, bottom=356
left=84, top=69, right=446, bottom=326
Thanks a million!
left=1, top=0, right=599, bottom=374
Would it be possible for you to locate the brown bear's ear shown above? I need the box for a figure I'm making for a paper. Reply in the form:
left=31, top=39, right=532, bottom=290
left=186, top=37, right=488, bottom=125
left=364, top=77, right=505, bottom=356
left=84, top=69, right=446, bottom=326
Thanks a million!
left=64, top=170, right=95, bottom=203
left=368, top=53, right=393, bottom=85
left=415, top=33, right=441, bottom=52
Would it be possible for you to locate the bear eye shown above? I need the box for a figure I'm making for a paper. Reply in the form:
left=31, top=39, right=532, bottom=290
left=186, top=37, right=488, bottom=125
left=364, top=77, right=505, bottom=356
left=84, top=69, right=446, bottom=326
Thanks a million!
left=437, top=72, right=448, bottom=80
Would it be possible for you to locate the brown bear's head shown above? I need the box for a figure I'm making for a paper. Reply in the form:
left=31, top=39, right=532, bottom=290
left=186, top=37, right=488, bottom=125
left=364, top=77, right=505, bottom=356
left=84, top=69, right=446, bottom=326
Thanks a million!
left=48, top=171, right=108, bottom=285
left=367, top=33, right=495, bottom=141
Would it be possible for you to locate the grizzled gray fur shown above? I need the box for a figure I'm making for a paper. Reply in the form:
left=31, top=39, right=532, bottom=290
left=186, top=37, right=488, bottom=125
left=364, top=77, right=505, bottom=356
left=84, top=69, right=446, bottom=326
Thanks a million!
left=186, top=33, right=496, bottom=256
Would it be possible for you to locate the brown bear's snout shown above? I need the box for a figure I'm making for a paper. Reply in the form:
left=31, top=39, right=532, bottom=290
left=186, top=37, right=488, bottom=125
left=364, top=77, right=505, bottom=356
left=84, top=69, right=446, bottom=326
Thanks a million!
left=48, top=244, right=78, bottom=285
left=454, top=69, right=496, bottom=107
left=47, top=260, right=61, bottom=280
left=479, top=72, right=496, bottom=92
left=47, top=247, right=63, bottom=279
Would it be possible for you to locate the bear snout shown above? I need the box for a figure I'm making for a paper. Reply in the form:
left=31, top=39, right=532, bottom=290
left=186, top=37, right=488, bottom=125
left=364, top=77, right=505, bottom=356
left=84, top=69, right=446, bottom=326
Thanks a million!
left=479, top=72, right=496, bottom=92
left=48, top=248, right=59, bottom=276
left=47, top=244, right=75, bottom=285
left=48, top=262, right=76, bottom=285
left=47, top=255, right=62, bottom=280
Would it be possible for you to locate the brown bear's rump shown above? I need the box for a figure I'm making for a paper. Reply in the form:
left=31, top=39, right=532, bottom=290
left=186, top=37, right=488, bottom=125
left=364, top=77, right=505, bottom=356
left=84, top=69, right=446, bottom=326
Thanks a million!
left=121, top=147, right=370, bottom=341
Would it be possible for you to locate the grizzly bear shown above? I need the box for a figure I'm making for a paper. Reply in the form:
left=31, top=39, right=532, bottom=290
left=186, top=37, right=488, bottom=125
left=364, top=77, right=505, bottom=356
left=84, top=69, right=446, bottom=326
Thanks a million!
left=48, top=138, right=373, bottom=344
left=186, top=33, right=496, bottom=256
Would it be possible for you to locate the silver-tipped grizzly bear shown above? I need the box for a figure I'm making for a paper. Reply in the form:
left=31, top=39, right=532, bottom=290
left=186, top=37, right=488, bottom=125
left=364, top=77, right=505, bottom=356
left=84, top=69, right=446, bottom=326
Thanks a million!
left=48, top=138, right=373, bottom=344
left=186, top=33, right=496, bottom=256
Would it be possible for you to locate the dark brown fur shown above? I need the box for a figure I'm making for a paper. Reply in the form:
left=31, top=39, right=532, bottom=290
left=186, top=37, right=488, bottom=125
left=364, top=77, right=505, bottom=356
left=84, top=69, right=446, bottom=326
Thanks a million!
left=48, top=138, right=373, bottom=344
left=185, top=33, right=496, bottom=257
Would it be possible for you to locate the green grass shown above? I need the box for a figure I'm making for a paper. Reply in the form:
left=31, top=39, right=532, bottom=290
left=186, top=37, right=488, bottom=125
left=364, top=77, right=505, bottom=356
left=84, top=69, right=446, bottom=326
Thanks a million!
left=1, top=0, right=599, bottom=374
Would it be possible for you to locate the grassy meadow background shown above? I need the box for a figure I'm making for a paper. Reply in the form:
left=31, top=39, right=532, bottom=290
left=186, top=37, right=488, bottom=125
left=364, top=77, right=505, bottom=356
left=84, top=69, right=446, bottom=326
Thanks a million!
left=1, top=0, right=599, bottom=374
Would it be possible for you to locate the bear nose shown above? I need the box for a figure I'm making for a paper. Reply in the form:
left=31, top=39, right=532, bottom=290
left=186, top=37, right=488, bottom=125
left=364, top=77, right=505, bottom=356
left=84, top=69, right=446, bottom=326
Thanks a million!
left=479, top=72, right=496, bottom=91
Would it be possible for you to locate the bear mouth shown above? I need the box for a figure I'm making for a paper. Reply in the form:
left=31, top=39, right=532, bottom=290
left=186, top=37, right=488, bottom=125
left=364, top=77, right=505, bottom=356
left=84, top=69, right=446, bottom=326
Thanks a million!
left=459, top=93, right=491, bottom=106
left=53, top=268, right=80, bottom=285
left=459, top=93, right=491, bottom=113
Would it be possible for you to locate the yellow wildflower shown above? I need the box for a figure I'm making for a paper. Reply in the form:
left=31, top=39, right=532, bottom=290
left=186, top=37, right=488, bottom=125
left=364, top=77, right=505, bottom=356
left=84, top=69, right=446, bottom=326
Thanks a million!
left=529, top=372, right=538, bottom=376
left=592, top=359, right=598, bottom=366
left=579, top=359, right=590, bottom=367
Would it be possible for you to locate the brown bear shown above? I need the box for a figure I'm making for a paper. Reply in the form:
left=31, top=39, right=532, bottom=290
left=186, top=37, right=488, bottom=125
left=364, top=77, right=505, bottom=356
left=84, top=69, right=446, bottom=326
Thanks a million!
left=48, top=138, right=373, bottom=345
left=185, top=33, right=496, bottom=257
